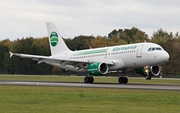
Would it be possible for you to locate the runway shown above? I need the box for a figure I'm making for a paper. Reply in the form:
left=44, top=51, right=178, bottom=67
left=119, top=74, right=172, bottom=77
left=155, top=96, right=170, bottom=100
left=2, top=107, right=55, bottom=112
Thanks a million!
left=0, top=81, right=180, bottom=91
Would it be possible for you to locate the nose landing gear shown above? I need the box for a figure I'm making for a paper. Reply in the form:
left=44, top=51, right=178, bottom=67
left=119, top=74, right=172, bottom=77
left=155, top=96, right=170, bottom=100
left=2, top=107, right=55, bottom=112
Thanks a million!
left=145, top=76, right=151, bottom=80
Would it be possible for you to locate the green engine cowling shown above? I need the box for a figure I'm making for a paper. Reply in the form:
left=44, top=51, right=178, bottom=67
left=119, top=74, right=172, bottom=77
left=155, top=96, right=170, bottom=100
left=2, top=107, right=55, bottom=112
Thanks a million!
left=137, top=65, right=161, bottom=77
left=87, top=62, right=108, bottom=76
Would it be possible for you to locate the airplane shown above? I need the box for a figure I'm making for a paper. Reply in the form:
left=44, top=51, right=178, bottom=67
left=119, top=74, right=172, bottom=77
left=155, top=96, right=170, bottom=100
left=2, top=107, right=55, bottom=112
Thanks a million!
left=9, top=22, right=169, bottom=84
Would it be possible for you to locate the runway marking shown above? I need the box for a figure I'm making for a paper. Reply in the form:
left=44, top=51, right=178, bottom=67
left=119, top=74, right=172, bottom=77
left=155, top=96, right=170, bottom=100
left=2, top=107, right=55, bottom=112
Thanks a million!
left=0, top=81, right=180, bottom=91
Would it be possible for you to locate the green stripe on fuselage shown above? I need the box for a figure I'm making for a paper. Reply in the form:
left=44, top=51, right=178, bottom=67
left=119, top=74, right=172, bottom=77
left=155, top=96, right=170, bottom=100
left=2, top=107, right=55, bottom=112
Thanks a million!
left=73, top=49, right=108, bottom=56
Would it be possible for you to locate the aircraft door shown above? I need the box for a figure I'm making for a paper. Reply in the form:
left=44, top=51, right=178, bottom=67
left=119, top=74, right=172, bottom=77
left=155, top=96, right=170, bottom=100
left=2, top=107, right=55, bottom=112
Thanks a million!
left=136, top=45, right=144, bottom=58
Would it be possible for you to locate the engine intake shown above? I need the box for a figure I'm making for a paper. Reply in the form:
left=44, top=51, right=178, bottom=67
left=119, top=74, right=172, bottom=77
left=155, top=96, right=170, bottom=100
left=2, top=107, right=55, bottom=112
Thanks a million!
left=87, top=62, right=108, bottom=76
left=149, top=66, right=160, bottom=76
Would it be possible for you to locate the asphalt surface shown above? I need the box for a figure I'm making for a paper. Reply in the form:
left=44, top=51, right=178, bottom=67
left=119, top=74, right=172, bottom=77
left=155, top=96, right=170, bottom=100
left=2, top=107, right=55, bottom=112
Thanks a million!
left=0, top=81, right=180, bottom=91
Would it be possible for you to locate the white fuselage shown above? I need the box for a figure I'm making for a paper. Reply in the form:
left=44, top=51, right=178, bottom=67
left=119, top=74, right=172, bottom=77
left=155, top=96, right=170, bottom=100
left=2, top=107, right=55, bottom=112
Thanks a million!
left=46, top=42, right=169, bottom=72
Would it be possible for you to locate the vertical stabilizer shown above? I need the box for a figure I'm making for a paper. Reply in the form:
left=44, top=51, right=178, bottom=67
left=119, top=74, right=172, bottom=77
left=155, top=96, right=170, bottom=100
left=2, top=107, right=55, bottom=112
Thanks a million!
left=46, top=22, right=71, bottom=56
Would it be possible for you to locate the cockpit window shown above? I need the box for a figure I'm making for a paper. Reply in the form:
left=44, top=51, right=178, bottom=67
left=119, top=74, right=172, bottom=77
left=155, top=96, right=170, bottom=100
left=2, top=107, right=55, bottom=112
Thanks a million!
left=156, top=47, right=162, bottom=50
left=148, top=48, right=151, bottom=51
left=152, top=48, right=155, bottom=51
left=148, top=47, right=162, bottom=51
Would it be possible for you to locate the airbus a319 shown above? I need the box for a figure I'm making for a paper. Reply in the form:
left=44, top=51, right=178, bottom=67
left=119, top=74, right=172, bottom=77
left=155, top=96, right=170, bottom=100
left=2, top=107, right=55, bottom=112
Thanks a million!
left=10, top=22, right=169, bottom=84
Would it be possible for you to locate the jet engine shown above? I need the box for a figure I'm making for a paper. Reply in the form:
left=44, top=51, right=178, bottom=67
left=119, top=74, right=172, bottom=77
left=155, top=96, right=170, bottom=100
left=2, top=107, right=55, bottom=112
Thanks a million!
left=87, top=62, right=108, bottom=76
left=137, top=65, right=161, bottom=77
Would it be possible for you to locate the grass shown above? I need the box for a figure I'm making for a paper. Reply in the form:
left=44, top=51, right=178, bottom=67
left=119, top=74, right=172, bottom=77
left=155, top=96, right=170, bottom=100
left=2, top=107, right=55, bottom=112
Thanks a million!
left=0, top=86, right=180, bottom=113
left=0, top=75, right=180, bottom=112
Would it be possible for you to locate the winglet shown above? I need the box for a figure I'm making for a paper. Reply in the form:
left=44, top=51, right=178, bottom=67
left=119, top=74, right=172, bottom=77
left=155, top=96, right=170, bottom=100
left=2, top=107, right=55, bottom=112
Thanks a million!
left=9, top=51, right=13, bottom=57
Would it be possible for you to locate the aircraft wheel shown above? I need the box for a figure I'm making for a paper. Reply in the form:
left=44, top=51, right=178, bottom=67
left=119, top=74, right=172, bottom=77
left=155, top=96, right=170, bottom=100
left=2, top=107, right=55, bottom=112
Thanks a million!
left=145, top=76, right=149, bottom=80
left=118, top=77, right=124, bottom=84
left=84, top=76, right=94, bottom=83
left=84, top=77, right=89, bottom=83
left=89, top=77, right=94, bottom=83
left=118, top=77, right=128, bottom=84
left=145, top=76, right=152, bottom=80
left=148, top=76, right=152, bottom=80
left=123, top=77, right=128, bottom=84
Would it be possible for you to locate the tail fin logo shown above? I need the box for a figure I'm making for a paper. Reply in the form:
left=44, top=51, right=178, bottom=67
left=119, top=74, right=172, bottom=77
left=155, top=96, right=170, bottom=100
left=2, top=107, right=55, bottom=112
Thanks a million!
left=50, top=32, right=59, bottom=47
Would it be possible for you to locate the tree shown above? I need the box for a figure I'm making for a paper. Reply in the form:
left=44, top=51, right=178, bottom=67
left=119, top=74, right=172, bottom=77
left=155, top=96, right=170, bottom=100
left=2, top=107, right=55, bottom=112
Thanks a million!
left=108, top=27, right=148, bottom=44
left=65, top=35, right=95, bottom=50
left=9, top=37, right=53, bottom=74
left=109, top=36, right=128, bottom=45
left=89, top=36, right=109, bottom=48
left=162, top=39, right=180, bottom=75
left=133, top=30, right=149, bottom=43
left=120, top=31, right=131, bottom=44
left=0, top=44, right=9, bottom=73
left=151, top=29, right=173, bottom=44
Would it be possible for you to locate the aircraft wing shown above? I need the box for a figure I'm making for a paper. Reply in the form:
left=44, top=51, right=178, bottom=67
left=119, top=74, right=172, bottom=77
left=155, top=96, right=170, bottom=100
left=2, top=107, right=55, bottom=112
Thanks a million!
left=9, top=51, right=115, bottom=65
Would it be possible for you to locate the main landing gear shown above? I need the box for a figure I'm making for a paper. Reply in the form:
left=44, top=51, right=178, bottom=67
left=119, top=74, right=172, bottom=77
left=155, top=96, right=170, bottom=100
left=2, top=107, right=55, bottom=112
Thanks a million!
left=118, top=70, right=128, bottom=84
left=118, top=77, right=128, bottom=84
left=83, top=75, right=128, bottom=84
left=84, top=76, right=94, bottom=83
left=84, top=76, right=150, bottom=84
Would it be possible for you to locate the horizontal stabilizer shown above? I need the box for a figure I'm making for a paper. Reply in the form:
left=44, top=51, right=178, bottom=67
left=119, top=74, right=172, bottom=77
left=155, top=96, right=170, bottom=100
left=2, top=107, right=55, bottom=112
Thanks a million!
left=9, top=51, right=13, bottom=57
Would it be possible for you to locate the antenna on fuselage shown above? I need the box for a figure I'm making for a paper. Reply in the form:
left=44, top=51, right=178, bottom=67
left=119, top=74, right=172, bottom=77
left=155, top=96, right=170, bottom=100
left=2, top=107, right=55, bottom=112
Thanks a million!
left=144, top=40, right=147, bottom=43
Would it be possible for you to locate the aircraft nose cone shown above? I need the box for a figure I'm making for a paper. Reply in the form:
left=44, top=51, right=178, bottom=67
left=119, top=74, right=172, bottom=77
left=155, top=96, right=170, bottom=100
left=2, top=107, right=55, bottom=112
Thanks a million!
left=157, top=51, right=169, bottom=65
left=160, top=51, right=169, bottom=63
left=164, top=51, right=170, bottom=61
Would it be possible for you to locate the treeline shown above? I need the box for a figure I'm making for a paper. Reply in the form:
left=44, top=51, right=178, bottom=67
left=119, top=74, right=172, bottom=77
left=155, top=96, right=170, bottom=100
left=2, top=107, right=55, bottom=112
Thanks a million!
left=0, top=27, right=180, bottom=76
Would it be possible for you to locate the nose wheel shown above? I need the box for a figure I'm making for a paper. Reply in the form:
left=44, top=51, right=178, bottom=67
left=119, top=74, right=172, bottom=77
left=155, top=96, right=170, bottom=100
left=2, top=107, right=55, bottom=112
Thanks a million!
left=118, top=77, right=128, bottom=84
left=145, top=76, right=151, bottom=80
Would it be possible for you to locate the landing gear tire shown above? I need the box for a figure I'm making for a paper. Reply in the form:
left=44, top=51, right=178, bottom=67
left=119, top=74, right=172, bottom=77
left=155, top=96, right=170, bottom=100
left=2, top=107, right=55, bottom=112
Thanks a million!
left=123, top=77, right=128, bottom=84
left=118, top=77, right=124, bottom=84
left=84, top=77, right=89, bottom=83
left=89, top=76, right=94, bottom=83
left=145, top=76, right=152, bottom=80
left=84, top=76, right=94, bottom=83
left=118, top=77, right=128, bottom=84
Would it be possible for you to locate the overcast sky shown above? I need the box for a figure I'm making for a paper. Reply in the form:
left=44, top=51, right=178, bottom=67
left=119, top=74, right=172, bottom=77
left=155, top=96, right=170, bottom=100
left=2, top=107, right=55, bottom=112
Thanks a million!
left=0, top=0, right=180, bottom=41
